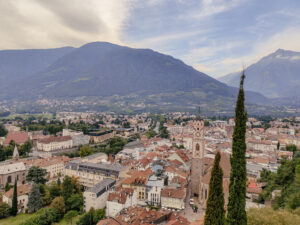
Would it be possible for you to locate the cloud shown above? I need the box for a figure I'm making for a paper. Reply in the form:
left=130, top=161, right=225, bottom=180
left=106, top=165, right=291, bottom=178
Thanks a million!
left=181, top=0, right=244, bottom=20
left=0, top=0, right=135, bottom=49
left=193, top=64, right=214, bottom=72
left=131, top=30, right=205, bottom=49
left=214, top=26, right=300, bottom=77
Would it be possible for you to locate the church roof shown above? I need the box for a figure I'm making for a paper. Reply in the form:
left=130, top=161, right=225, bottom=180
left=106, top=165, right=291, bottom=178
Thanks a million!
left=202, top=152, right=231, bottom=185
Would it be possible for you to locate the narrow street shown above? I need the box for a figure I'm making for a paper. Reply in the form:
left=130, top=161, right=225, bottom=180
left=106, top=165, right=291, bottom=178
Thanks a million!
left=179, top=180, right=205, bottom=222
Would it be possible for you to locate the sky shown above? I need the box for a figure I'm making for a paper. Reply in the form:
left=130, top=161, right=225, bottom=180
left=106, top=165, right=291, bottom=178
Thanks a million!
left=1, top=0, right=300, bottom=78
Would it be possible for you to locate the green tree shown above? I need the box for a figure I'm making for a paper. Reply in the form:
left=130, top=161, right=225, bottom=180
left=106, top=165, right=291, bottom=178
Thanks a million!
left=11, top=179, right=18, bottom=216
left=19, top=140, right=33, bottom=156
left=76, top=208, right=105, bottom=225
left=4, top=141, right=15, bottom=158
left=62, top=176, right=73, bottom=201
left=0, top=202, right=10, bottom=219
left=145, top=130, right=157, bottom=139
left=26, top=166, right=47, bottom=184
left=21, top=207, right=60, bottom=225
left=227, top=73, right=247, bottom=225
left=51, top=196, right=66, bottom=218
left=48, top=181, right=61, bottom=199
left=64, top=210, right=78, bottom=225
left=204, top=152, right=225, bottom=225
left=0, top=145, right=6, bottom=161
left=0, top=123, right=7, bottom=137
left=66, top=194, right=83, bottom=211
left=4, top=181, right=12, bottom=192
left=79, top=146, right=92, bottom=158
left=41, top=187, right=52, bottom=206
left=28, top=183, right=42, bottom=213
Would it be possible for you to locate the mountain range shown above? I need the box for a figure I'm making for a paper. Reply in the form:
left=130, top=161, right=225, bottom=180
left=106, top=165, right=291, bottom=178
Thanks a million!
left=0, top=42, right=270, bottom=114
left=1, top=42, right=299, bottom=114
left=219, top=49, right=300, bottom=98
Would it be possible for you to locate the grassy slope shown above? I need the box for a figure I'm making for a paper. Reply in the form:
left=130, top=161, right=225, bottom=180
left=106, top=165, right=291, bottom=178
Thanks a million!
left=0, top=213, right=82, bottom=225
left=0, top=213, right=35, bottom=225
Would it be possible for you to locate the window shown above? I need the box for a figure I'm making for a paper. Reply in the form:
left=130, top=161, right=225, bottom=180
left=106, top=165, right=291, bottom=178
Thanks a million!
left=205, top=189, right=207, bottom=199
left=196, top=144, right=200, bottom=151
left=7, top=176, right=11, bottom=183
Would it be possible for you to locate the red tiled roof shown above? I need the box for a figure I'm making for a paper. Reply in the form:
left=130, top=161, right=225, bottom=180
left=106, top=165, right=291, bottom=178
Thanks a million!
left=166, top=213, right=190, bottom=225
left=4, top=132, right=29, bottom=145
left=4, top=184, right=31, bottom=199
left=161, top=188, right=185, bottom=199
left=97, top=218, right=121, bottom=225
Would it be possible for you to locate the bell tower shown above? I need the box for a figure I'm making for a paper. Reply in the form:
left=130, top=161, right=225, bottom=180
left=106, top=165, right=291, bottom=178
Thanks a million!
left=191, top=108, right=205, bottom=197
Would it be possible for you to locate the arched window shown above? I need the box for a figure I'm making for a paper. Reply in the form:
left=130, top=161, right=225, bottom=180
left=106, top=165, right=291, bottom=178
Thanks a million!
left=205, top=189, right=208, bottom=199
left=7, top=176, right=11, bottom=183
left=196, top=143, right=200, bottom=151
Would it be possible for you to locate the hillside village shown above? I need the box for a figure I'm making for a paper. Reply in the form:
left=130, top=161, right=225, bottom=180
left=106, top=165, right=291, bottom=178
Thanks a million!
left=0, top=111, right=299, bottom=224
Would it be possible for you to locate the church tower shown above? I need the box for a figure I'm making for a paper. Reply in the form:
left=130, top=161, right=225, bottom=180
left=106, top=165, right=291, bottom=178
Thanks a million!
left=191, top=108, right=205, bottom=196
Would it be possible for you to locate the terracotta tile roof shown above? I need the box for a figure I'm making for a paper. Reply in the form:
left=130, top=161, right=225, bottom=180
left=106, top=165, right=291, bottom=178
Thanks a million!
left=4, top=184, right=31, bottom=199
left=20, top=156, right=71, bottom=168
left=176, top=150, right=189, bottom=162
left=108, top=188, right=134, bottom=204
left=166, top=213, right=190, bottom=225
left=122, top=170, right=153, bottom=186
left=38, top=135, right=72, bottom=144
left=247, top=157, right=269, bottom=165
left=161, top=188, right=185, bottom=199
left=116, top=206, right=169, bottom=225
left=4, top=132, right=29, bottom=145
left=97, top=218, right=121, bottom=225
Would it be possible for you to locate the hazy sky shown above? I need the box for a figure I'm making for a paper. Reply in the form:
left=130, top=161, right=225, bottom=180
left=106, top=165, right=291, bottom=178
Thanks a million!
left=1, top=0, right=300, bottom=78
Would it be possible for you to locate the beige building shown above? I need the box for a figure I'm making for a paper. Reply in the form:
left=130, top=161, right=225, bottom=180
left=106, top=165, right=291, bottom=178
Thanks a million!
left=65, top=158, right=127, bottom=187
left=83, top=178, right=116, bottom=211
left=62, top=129, right=90, bottom=146
left=161, top=188, right=185, bottom=210
left=2, top=184, right=31, bottom=212
left=37, top=136, right=72, bottom=151
left=106, top=188, right=137, bottom=218
left=88, top=130, right=115, bottom=144
left=0, top=161, right=27, bottom=187
left=21, top=156, right=71, bottom=179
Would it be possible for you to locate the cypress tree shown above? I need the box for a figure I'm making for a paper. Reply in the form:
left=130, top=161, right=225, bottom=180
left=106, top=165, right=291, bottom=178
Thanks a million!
left=204, top=152, right=225, bottom=225
left=227, top=73, right=247, bottom=225
left=28, top=183, right=42, bottom=213
left=11, top=179, right=18, bottom=216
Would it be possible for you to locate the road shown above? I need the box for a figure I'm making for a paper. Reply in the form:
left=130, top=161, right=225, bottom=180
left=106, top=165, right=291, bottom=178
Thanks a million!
left=179, top=180, right=205, bottom=222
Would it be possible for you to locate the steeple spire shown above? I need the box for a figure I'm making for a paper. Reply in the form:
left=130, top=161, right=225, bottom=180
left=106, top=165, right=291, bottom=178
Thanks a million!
left=196, top=106, right=202, bottom=121
left=13, top=145, right=19, bottom=160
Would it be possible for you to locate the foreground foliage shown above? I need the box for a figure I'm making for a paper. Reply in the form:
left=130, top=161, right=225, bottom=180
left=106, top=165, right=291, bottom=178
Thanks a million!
left=204, top=152, right=225, bottom=225
left=227, top=73, right=247, bottom=225
left=247, top=207, right=300, bottom=225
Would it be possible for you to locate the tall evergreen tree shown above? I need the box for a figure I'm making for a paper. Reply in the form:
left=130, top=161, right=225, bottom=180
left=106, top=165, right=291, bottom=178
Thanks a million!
left=11, top=179, right=18, bottom=216
left=204, top=152, right=225, bottom=225
left=28, top=183, right=42, bottom=213
left=227, top=73, right=247, bottom=225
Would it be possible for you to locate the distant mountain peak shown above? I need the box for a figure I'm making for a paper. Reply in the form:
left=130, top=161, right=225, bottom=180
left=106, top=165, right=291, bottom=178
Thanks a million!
left=219, top=48, right=300, bottom=98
